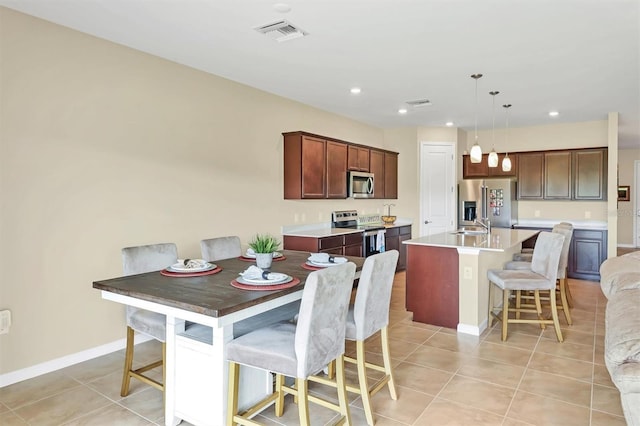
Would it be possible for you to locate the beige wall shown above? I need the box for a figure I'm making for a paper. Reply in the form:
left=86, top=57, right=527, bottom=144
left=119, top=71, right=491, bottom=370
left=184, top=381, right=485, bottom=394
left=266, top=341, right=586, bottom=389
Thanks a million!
left=0, top=8, right=400, bottom=374
left=618, top=149, right=640, bottom=246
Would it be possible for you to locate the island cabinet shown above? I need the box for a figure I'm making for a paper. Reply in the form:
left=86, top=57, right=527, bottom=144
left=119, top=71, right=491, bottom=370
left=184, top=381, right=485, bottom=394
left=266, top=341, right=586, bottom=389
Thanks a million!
left=348, top=145, right=370, bottom=171
left=384, top=225, right=412, bottom=271
left=283, top=232, right=363, bottom=257
left=283, top=132, right=347, bottom=199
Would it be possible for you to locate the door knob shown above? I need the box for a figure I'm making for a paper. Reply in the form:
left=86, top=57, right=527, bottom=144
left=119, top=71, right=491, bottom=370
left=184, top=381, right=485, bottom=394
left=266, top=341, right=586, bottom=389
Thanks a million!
left=424, top=220, right=432, bottom=224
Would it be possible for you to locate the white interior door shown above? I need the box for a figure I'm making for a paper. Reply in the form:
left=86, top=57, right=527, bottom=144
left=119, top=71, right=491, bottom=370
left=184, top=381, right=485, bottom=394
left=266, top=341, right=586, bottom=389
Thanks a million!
left=419, top=142, right=456, bottom=237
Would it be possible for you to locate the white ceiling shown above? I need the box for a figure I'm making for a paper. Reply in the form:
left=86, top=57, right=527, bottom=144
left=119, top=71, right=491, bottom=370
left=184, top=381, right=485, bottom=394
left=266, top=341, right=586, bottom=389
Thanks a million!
left=2, top=0, right=639, bottom=148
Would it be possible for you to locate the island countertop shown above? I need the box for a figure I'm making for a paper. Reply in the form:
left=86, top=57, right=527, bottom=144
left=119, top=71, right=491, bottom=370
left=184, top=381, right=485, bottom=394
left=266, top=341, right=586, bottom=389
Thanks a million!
left=403, top=228, right=539, bottom=252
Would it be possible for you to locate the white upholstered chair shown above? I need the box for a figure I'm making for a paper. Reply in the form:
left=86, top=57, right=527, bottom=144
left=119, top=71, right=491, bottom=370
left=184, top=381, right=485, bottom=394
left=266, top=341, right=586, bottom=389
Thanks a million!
left=488, top=232, right=566, bottom=342
left=309, top=250, right=399, bottom=425
left=200, top=235, right=242, bottom=262
left=226, top=262, right=357, bottom=426
left=120, top=243, right=177, bottom=397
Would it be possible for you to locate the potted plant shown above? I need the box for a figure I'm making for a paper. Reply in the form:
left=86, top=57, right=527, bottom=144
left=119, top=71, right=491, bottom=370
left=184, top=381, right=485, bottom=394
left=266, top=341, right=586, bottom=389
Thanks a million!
left=248, top=234, right=280, bottom=269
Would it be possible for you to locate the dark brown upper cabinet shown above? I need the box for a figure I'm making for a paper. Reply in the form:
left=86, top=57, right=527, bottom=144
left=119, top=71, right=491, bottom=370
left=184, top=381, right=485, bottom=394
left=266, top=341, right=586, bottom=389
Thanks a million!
left=573, top=149, right=607, bottom=200
left=544, top=151, right=572, bottom=199
left=462, top=153, right=517, bottom=179
left=348, top=145, right=370, bottom=171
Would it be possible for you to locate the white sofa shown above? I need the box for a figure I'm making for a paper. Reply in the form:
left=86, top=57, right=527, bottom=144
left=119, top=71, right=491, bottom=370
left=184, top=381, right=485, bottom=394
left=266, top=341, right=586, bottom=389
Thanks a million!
left=600, top=251, right=640, bottom=426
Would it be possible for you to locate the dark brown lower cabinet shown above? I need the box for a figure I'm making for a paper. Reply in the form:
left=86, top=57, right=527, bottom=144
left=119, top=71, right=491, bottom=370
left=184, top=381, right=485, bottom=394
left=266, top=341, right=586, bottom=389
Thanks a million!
left=283, top=232, right=363, bottom=257
left=385, top=225, right=412, bottom=271
left=516, top=226, right=607, bottom=281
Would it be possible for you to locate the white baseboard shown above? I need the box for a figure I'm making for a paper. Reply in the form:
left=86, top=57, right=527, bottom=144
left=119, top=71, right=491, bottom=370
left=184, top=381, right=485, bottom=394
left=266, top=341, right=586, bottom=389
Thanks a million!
left=618, top=243, right=636, bottom=248
left=457, top=319, right=487, bottom=336
left=0, top=334, right=151, bottom=388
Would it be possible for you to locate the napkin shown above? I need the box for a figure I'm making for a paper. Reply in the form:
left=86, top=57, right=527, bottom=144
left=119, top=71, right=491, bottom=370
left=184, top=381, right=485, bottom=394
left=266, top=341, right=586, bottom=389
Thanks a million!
left=179, top=259, right=208, bottom=269
left=240, top=265, right=279, bottom=280
left=308, top=253, right=347, bottom=264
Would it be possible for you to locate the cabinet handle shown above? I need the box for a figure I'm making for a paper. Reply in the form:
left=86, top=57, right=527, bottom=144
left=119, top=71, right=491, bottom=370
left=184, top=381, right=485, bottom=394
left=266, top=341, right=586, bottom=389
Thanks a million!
left=424, top=220, right=432, bottom=224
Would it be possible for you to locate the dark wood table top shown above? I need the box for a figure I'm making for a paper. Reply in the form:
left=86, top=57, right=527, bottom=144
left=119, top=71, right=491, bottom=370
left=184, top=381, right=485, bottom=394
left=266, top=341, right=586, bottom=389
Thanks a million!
left=93, top=250, right=364, bottom=318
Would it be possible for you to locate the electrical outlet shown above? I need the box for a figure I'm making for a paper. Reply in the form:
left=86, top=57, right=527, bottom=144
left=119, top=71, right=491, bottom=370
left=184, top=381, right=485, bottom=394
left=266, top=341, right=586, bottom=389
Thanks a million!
left=585, top=211, right=591, bottom=219
left=0, top=310, right=11, bottom=335
left=534, top=210, right=541, bottom=218
left=463, top=267, right=472, bottom=279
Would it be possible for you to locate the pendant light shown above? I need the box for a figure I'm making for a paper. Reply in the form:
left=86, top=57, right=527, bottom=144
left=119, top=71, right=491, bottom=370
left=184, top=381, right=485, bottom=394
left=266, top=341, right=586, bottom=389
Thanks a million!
left=502, top=104, right=512, bottom=172
left=488, top=91, right=500, bottom=168
left=469, top=74, right=483, bottom=163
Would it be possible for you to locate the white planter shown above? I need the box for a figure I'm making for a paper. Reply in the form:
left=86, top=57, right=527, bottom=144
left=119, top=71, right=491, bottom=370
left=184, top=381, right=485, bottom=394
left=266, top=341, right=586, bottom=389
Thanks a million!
left=255, top=253, right=273, bottom=269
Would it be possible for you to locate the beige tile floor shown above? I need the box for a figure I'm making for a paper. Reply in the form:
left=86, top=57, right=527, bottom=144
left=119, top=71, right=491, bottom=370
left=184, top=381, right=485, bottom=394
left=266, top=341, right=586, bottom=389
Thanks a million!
left=0, top=273, right=625, bottom=426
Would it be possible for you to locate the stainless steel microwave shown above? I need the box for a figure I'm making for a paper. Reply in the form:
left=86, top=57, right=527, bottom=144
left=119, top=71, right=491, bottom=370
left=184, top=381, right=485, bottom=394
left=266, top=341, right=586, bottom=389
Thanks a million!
left=348, top=171, right=374, bottom=198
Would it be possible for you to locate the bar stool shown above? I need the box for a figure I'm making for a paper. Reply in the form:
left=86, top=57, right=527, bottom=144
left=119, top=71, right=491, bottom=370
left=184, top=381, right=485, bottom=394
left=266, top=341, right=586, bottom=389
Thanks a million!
left=488, top=232, right=566, bottom=342
left=507, top=224, right=574, bottom=324
left=226, top=262, right=356, bottom=426
left=120, top=243, right=177, bottom=398
left=200, top=236, right=242, bottom=261
left=309, top=250, right=399, bottom=425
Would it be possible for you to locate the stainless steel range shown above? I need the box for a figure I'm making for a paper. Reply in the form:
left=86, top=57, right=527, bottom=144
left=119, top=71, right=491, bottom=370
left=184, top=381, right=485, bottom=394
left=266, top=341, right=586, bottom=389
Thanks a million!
left=332, top=210, right=386, bottom=256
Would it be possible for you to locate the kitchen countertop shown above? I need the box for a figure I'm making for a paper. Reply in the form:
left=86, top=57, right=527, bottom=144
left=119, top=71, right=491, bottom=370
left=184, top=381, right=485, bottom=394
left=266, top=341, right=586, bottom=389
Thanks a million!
left=282, top=218, right=413, bottom=238
left=403, top=228, right=539, bottom=252
left=514, top=219, right=607, bottom=230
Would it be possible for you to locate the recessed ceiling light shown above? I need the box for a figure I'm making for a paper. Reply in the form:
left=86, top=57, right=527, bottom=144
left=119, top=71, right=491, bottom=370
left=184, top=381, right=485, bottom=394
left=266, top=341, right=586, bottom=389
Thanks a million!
left=445, top=122, right=454, bottom=127
left=273, top=3, right=291, bottom=13
left=549, top=111, right=559, bottom=117
left=350, top=87, right=361, bottom=94
left=398, top=108, right=408, bottom=114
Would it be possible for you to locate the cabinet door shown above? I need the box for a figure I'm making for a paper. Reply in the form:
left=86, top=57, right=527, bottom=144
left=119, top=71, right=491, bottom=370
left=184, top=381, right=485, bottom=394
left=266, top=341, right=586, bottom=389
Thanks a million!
left=384, top=152, right=398, bottom=199
left=348, top=146, right=370, bottom=171
left=544, top=151, right=572, bottom=199
left=463, top=154, right=489, bottom=178
left=326, top=141, right=348, bottom=198
left=568, top=229, right=607, bottom=281
left=488, top=153, right=518, bottom=177
left=517, top=152, right=544, bottom=199
left=301, top=135, right=327, bottom=198
left=398, top=233, right=411, bottom=271
left=573, top=149, right=607, bottom=200
left=369, top=149, right=385, bottom=198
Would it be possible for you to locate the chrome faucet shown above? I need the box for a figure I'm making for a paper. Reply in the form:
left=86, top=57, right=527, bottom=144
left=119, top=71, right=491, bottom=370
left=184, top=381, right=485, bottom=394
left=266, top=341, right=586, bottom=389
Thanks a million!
left=474, top=217, right=491, bottom=234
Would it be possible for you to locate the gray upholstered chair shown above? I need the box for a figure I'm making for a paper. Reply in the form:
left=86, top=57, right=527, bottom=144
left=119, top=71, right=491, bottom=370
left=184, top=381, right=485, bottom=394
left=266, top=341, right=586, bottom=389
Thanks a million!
left=506, top=224, right=574, bottom=324
left=513, top=222, right=572, bottom=261
left=120, top=243, right=177, bottom=397
left=309, top=250, right=399, bottom=426
left=200, top=236, right=242, bottom=262
left=226, top=262, right=357, bottom=426
left=488, top=232, right=565, bottom=342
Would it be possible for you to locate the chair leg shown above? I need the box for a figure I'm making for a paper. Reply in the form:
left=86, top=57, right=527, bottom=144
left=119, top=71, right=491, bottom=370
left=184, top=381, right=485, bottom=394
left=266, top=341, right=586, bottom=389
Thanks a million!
left=501, top=289, right=509, bottom=341
left=121, top=326, right=135, bottom=397
left=515, top=290, right=522, bottom=319
left=534, top=290, right=546, bottom=329
left=488, top=281, right=494, bottom=328
left=564, top=269, right=574, bottom=308
left=297, top=379, right=310, bottom=426
left=327, top=359, right=336, bottom=379
left=559, top=278, right=573, bottom=325
left=356, top=340, right=374, bottom=426
left=335, top=355, right=352, bottom=426
left=549, top=289, right=564, bottom=342
left=226, top=361, right=240, bottom=426
left=380, top=327, right=397, bottom=400
left=275, top=373, right=285, bottom=417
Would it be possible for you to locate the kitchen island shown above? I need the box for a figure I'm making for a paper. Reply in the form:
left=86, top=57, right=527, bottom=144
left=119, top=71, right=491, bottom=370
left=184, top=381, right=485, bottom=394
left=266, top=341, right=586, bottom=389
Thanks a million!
left=403, top=228, right=538, bottom=336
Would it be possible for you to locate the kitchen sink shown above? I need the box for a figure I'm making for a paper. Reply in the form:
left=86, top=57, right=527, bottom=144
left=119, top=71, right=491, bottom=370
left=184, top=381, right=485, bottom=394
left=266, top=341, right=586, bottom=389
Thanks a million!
left=451, top=227, right=488, bottom=236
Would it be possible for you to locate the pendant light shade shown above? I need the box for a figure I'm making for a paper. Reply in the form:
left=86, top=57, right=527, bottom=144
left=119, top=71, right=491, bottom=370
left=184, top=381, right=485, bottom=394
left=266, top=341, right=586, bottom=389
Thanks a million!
left=469, top=74, right=483, bottom=163
left=502, top=104, right=512, bottom=172
left=488, top=90, right=499, bottom=168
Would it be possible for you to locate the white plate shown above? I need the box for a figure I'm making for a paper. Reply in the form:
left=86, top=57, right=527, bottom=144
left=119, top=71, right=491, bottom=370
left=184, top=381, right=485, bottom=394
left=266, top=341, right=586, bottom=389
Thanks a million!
left=237, top=274, right=292, bottom=286
left=168, top=262, right=216, bottom=273
left=309, top=260, right=342, bottom=267
left=244, top=251, right=283, bottom=259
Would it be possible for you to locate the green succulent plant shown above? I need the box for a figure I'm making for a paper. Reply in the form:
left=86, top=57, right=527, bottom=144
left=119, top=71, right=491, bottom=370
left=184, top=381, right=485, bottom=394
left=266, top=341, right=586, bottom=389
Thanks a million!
left=248, top=234, right=281, bottom=254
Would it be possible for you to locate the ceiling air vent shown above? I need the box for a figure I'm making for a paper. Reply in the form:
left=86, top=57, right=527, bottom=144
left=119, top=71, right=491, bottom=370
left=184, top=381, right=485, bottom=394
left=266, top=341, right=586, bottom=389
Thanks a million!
left=406, top=99, right=432, bottom=107
left=254, top=20, right=308, bottom=42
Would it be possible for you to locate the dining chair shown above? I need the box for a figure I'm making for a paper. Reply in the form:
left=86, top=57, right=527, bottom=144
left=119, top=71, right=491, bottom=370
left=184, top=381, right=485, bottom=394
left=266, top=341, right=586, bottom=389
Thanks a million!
left=487, top=231, right=565, bottom=342
left=120, top=243, right=177, bottom=398
left=226, top=262, right=357, bottom=426
left=506, top=224, right=574, bottom=324
left=200, top=236, right=242, bottom=262
left=308, top=250, right=399, bottom=426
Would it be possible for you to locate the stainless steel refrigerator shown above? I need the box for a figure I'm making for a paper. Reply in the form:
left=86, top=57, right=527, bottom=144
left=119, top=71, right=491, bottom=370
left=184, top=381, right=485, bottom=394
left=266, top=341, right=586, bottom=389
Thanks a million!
left=458, top=179, right=518, bottom=228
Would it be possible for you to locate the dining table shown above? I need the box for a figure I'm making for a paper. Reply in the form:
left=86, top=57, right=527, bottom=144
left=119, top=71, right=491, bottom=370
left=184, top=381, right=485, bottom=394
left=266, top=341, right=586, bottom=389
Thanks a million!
left=92, top=249, right=365, bottom=426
